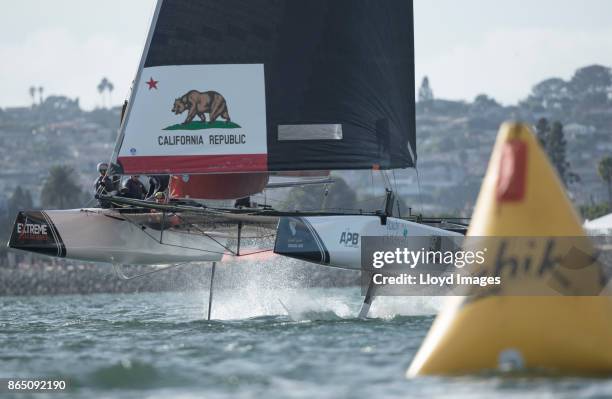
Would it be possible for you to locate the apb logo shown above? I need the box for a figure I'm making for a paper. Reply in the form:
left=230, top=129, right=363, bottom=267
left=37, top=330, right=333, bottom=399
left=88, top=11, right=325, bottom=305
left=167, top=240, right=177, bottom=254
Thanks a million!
left=339, top=231, right=360, bottom=247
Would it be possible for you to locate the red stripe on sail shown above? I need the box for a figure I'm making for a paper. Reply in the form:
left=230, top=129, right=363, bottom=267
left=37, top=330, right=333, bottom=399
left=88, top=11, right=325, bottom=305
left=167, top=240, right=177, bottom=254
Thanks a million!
left=118, top=154, right=268, bottom=174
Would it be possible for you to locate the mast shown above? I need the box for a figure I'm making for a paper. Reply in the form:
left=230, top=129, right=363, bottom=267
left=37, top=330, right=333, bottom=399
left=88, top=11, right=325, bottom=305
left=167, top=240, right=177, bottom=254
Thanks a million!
left=110, top=0, right=164, bottom=170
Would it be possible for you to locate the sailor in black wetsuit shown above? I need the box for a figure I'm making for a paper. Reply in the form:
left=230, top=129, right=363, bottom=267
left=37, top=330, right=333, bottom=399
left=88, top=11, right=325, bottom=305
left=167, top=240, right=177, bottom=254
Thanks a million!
left=234, top=196, right=251, bottom=208
left=124, top=175, right=147, bottom=200
left=94, top=162, right=115, bottom=208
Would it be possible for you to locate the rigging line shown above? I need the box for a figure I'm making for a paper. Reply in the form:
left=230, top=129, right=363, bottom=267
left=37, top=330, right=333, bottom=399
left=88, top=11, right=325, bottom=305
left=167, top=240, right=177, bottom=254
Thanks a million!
left=391, top=168, right=400, bottom=216
left=320, top=182, right=330, bottom=210
left=383, top=170, right=393, bottom=191
left=177, top=220, right=240, bottom=255
left=125, top=216, right=227, bottom=253
left=261, top=195, right=285, bottom=203
left=120, top=213, right=231, bottom=256
left=234, top=248, right=275, bottom=257
left=113, top=261, right=191, bottom=280
left=149, top=232, right=229, bottom=256
left=139, top=228, right=228, bottom=256
left=391, top=169, right=399, bottom=196
left=176, top=216, right=277, bottom=252
left=415, top=167, right=425, bottom=216
left=377, top=169, right=393, bottom=201
left=353, top=194, right=387, bottom=206
left=82, top=196, right=97, bottom=209
left=370, top=169, right=374, bottom=200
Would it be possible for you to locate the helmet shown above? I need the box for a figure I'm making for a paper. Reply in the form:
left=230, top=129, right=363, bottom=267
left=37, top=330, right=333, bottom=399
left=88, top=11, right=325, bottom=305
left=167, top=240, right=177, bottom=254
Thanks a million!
left=97, top=162, right=108, bottom=173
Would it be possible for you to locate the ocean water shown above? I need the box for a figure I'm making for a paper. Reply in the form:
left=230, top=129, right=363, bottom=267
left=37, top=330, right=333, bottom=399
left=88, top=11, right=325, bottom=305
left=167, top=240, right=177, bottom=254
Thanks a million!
left=2, top=286, right=612, bottom=398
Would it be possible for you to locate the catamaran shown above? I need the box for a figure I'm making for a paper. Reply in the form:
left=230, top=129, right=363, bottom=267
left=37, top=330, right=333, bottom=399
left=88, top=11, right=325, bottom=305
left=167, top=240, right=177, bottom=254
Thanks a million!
left=8, top=0, right=466, bottom=317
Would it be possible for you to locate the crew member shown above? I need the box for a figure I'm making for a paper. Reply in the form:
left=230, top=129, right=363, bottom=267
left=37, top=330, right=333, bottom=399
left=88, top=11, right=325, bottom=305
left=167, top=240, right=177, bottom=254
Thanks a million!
left=155, top=191, right=166, bottom=202
left=94, top=162, right=114, bottom=208
left=124, top=175, right=146, bottom=200
left=234, top=196, right=251, bottom=208
left=150, top=192, right=167, bottom=213
left=146, top=175, right=170, bottom=199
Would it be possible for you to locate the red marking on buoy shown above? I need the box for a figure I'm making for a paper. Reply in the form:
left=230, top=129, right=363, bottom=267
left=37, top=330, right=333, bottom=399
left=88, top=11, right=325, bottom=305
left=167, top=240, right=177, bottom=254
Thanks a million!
left=496, top=140, right=527, bottom=202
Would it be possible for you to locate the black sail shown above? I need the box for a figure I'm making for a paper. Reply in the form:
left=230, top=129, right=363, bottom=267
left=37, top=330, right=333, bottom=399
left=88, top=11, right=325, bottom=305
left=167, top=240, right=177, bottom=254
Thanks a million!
left=116, top=0, right=415, bottom=174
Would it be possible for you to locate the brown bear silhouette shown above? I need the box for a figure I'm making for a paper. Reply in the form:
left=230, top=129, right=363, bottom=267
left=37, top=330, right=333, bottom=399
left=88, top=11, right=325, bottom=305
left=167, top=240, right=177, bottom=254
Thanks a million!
left=171, top=90, right=231, bottom=125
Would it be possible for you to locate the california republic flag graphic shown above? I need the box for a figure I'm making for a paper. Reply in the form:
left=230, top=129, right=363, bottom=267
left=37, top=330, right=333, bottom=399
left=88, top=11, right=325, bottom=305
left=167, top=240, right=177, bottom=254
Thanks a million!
left=117, top=64, right=268, bottom=174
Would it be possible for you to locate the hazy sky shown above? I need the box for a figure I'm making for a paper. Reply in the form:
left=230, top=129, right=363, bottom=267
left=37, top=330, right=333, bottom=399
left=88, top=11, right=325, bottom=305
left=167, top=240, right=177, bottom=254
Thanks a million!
left=1, top=0, right=612, bottom=109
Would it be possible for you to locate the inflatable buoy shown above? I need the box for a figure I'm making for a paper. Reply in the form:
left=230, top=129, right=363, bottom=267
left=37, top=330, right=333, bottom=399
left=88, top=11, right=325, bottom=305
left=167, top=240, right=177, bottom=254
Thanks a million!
left=407, top=122, right=612, bottom=376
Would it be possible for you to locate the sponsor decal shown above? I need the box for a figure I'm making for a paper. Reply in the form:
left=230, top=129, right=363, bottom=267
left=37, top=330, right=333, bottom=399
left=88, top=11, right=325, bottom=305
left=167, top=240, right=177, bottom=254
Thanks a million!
left=339, top=230, right=360, bottom=248
left=274, top=217, right=330, bottom=264
left=16, top=222, right=48, bottom=241
left=385, top=219, right=409, bottom=237
left=9, top=211, right=66, bottom=257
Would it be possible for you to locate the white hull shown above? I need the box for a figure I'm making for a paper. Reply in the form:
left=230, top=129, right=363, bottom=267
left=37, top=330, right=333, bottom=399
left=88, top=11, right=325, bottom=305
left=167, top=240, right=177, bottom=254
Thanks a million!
left=9, top=209, right=225, bottom=265
left=11, top=209, right=463, bottom=271
left=275, top=215, right=463, bottom=270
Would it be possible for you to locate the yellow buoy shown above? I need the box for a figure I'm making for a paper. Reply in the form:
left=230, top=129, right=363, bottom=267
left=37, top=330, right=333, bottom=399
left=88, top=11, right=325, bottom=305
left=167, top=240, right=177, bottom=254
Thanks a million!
left=407, top=122, right=612, bottom=377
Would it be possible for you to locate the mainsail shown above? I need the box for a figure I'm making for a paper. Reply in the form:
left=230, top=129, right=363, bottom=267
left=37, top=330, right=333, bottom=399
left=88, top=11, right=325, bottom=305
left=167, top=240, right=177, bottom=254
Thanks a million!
left=112, top=0, right=416, bottom=178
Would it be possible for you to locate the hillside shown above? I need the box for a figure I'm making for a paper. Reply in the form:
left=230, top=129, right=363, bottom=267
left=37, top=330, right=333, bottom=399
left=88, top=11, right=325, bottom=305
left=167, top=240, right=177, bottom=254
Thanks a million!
left=0, top=64, right=610, bottom=218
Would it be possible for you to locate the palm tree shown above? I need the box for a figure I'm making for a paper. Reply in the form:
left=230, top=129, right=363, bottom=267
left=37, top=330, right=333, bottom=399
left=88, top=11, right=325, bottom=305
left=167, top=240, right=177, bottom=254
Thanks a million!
left=97, top=81, right=105, bottom=108
left=29, top=86, right=36, bottom=106
left=40, top=165, right=83, bottom=209
left=97, top=77, right=109, bottom=108
left=37, top=86, right=44, bottom=104
left=418, top=76, right=434, bottom=103
left=598, top=156, right=612, bottom=209
left=107, top=81, right=114, bottom=106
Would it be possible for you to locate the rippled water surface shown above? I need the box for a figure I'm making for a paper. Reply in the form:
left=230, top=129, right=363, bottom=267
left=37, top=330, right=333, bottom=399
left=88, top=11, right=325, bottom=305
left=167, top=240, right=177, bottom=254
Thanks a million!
left=2, top=287, right=611, bottom=398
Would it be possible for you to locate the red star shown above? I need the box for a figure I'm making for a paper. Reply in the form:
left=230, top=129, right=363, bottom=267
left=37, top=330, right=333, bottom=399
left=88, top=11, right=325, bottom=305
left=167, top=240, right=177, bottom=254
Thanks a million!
left=146, top=77, right=158, bottom=90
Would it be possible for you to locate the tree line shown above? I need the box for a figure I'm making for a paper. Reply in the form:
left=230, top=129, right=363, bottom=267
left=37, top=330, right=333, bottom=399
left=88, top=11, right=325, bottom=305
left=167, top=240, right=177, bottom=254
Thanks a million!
left=0, top=165, right=86, bottom=256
